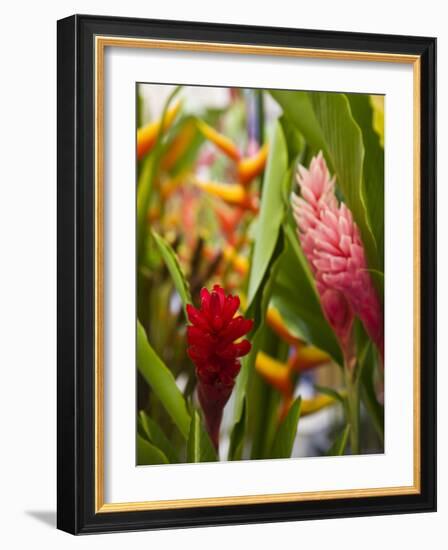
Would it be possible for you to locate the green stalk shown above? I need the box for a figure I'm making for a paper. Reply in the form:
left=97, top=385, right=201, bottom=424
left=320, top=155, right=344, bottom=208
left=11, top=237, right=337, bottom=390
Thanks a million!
left=344, top=364, right=360, bottom=455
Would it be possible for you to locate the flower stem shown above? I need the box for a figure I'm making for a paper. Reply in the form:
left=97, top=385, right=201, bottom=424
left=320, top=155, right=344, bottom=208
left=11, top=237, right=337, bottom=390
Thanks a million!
left=344, top=362, right=360, bottom=455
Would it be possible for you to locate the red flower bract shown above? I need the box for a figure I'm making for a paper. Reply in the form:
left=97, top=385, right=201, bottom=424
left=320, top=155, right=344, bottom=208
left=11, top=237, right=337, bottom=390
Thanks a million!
left=186, top=284, right=253, bottom=450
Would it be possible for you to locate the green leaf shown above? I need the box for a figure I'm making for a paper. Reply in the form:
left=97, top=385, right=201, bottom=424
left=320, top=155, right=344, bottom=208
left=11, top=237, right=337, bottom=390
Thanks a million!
left=366, top=269, right=384, bottom=302
left=138, top=411, right=179, bottom=464
left=270, top=90, right=328, bottom=156
left=270, top=397, right=302, bottom=459
left=247, top=325, right=286, bottom=460
left=230, top=174, right=287, bottom=446
left=327, top=425, right=351, bottom=456
left=347, top=94, right=384, bottom=271
left=137, top=321, right=191, bottom=439
left=272, top=89, right=380, bottom=273
left=232, top=230, right=285, bottom=426
left=249, top=372, right=282, bottom=460
left=137, top=434, right=169, bottom=465
left=187, top=410, right=217, bottom=463
left=279, top=114, right=305, bottom=163
left=228, top=399, right=247, bottom=461
left=137, top=86, right=182, bottom=263
left=151, top=230, right=192, bottom=314
left=247, top=121, right=288, bottom=305
left=271, top=221, right=343, bottom=364
left=309, top=92, right=379, bottom=272
left=360, top=345, right=384, bottom=440
left=137, top=154, right=156, bottom=261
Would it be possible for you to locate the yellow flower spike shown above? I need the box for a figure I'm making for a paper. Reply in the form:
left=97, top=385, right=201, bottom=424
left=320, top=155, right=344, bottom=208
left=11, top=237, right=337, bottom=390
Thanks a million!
left=161, top=119, right=196, bottom=171
left=137, top=100, right=181, bottom=160
left=222, top=245, right=249, bottom=275
left=163, top=210, right=181, bottom=228
left=239, top=293, right=248, bottom=312
left=237, top=143, right=269, bottom=185
left=266, top=306, right=303, bottom=346
left=255, top=351, right=292, bottom=396
left=160, top=174, right=185, bottom=200
left=291, top=345, right=331, bottom=372
left=370, top=95, right=384, bottom=147
left=191, top=177, right=258, bottom=212
left=300, top=394, right=337, bottom=416
left=196, top=119, right=242, bottom=162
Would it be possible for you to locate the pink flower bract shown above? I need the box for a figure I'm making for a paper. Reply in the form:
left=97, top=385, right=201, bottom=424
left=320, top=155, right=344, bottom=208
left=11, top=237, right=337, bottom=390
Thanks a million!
left=291, top=152, right=384, bottom=362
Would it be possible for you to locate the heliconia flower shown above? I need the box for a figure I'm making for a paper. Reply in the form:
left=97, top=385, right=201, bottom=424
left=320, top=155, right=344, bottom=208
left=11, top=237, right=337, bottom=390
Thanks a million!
left=161, top=118, right=196, bottom=171
left=137, top=100, right=181, bottom=160
left=255, top=351, right=292, bottom=396
left=191, top=177, right=259, bottom=212
left=196, top=119, right=242, bottom=162
left=237, top=143, right=269, bottom=185
left=289, top=344, right=331, bottom=373
left=186, top=285, right=253, bottom=450
left=291, top=152, right=383, bottom=362
left=301, top=392, right=346, bottom=416
left=266, top=306, right=303, bottom=347
left=196, top=119, right=269, bottom=185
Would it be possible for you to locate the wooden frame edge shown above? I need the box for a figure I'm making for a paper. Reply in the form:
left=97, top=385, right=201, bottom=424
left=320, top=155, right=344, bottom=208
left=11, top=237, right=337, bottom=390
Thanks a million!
left=93, top=35, right=422, bottom=514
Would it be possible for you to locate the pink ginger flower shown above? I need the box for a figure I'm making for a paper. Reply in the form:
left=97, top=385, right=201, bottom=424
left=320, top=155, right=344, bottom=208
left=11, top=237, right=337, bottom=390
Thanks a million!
left=291, top=152, right=383, bottom=363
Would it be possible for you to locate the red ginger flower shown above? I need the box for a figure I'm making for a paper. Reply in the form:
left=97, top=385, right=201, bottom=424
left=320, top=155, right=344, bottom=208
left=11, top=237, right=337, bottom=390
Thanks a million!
left=291, top=152, right=384, bottom=364
left=186, top=285, right=253, bottom=450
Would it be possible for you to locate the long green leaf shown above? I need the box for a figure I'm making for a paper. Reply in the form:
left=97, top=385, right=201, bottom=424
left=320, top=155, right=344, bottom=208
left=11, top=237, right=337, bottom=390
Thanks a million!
left=309, top=92, right=379, bottom=271
left=249, top=327, right=288, bottom=460
left=228, top=399, right=247, bottom=461
left=270, top=397, right=302, bottom=459
left=137, top=155, right=155, bottom=262
left=137, top=434, right=169, bottom=465
left=327, top=425, right=351, bottom=456
left=137, top=321, right=190, bottom=439
left=232, top=230, right=285, bottom=427
left=360, top=345, right=384, bottom=440
left=151, top=230, right=192, bottom=314
left=187, top=410, right=217, bottom=463
left=347, top=94, right=384, bottom=271
left=247, top=121, right=288, bottom=305
left=270, top=90, right=328, bottom=157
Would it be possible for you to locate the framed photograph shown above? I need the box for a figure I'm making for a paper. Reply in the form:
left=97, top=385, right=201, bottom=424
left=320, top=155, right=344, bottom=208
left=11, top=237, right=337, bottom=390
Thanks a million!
left=57, top=14, right=436, bottom=534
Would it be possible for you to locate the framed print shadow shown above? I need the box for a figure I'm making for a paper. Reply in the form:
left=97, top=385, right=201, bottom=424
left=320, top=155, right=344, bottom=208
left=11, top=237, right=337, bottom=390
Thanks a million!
left=57, top=14, right=436, bottom=534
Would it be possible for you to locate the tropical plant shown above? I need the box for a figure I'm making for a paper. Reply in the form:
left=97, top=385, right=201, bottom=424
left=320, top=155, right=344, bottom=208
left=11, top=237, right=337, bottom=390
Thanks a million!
left=136, top=85, right=384, bottom=464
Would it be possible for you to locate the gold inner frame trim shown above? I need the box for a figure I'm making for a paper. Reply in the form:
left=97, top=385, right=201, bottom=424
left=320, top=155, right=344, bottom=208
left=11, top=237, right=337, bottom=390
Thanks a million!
left=94, top=35, right=421, bottom=513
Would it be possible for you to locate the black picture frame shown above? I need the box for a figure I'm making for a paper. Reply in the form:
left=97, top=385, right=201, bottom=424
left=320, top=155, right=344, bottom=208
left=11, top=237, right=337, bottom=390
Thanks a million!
left=57, top=14, right=436, bottom=534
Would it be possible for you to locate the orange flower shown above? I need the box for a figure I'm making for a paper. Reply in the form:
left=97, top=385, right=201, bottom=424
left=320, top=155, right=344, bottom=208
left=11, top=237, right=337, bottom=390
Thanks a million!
left=266, top=306, right=302, bottom=347
left=196, top=118, right=268, bottom=185
left=196, top=119, right=241, bottom=162
left=161, top=118, right=196, bottom=171
left=237, top=143, right=269, bottom=185
left=288, top=345, right=331, bottom=373
left=137, top=100, right=181, bottom=160
left=191, top=177, right=259, bottom=212
left=255, top=351, right=292, bottom=396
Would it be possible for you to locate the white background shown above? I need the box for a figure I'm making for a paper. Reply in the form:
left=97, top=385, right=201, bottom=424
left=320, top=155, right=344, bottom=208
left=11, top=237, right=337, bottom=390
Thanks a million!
left=0, top=0, right=444, bottom=548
